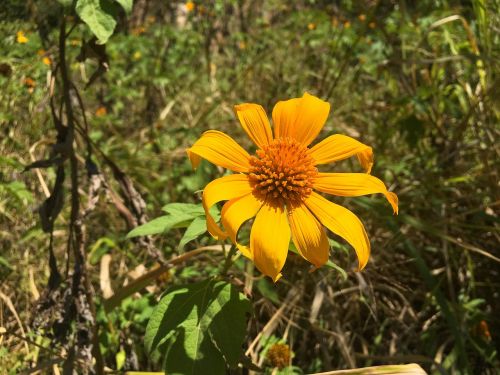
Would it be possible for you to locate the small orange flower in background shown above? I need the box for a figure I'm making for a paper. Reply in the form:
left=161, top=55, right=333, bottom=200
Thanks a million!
left=343, top=21, right=351, bottom=29
left=95, top=106, right=107, bottom=117
left=132, top=26, right=146, bottom=36
left=24, top=77, right=36, bottom=87
left=478, top=320, right=491, bottom=341
left=187, top=93, right=398, bottom=281
left=17, top=31, right=28, bottom=43
left=185, top=1, right=195, bottom=12
left=369, top=21, right=377, bottom=29
left=23, top=77, right=36, bottom=93
left=358, top=14, right=366, bottom=22
left=238, top=41, right=246, bottom=50
left=37, top=49, right=52, bottom=65
left=307, top=23, right=316, bottom=30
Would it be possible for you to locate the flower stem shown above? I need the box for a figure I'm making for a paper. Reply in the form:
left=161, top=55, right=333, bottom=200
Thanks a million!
left=220, top=244, right=237, bottom=276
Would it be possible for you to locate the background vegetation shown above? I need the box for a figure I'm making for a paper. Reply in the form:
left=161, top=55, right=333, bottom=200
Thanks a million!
left=0, top=0, right=498, bottom=374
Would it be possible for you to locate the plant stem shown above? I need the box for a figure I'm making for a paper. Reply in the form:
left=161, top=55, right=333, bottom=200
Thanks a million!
left=220, top=244, right=237, bottom=276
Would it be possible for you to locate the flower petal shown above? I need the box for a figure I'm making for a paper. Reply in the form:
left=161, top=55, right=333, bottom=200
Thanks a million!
left=305, top=192, right=370, bottom=270
left=187, top=130, right=251, bottom=172
left=272, top=92, right=330, bottom=146
left=289, top=204, right=330, bottom=268
left=250, top=203, right=290, bottom=282
left=234, top=103, right=273, bottom=149
left=308, top=134, right=373, bottom=173
left=221, top=193, right=263, bottom=257
left=272, top=97, right=300, bottom=139
left=313, top=173, right=398, bottom=214
left=202, top=174, right=253, bottom=240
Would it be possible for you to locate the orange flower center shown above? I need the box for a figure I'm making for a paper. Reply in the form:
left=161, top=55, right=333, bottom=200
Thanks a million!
left=248, top=138, right=317, bottom=207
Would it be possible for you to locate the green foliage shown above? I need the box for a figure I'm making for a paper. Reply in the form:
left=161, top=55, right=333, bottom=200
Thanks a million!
left=1, top=0, right=499, bottom=373
left=126, top=202, right=217, bottom=250
left=145, top=279, right=251, bottom=374
left=75, top=0, right=130, bottom=44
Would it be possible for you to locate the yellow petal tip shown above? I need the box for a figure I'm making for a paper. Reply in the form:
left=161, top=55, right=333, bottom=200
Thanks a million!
left=237, top=244, right=253, bottom=260
left=386, top=191, right=399, bottom=215
left=186, top=148, right=200, bottom=170
left=272, top=272, right=283, bottom=283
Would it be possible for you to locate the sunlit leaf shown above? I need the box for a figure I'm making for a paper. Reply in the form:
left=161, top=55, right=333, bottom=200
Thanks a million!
left=178, top=216, right=207, bottom=250
left=126, top=214, right=194, bottom=238
left=76, top=0, right=119, bottom=44
left=115, top=0, right=133, bottom=14
left=145, top=280, right=251, bottom=374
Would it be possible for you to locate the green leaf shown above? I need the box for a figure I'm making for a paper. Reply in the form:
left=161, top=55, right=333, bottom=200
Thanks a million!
left=115, top=0, right=133, bottom=14
left=162, top=203, right=220, bottom=222
left=145, top=280, right=251, bottom=374
left=126, top=213, right=195, bottom=238
left=76, top=0, right=119, bottom=44
left=178, top=216, right=207, bottom=250
left=162, top=202, right=205, bottom=217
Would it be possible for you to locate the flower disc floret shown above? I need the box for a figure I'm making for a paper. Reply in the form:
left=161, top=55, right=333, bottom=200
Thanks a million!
left=248, top=137, right=317, bottom=207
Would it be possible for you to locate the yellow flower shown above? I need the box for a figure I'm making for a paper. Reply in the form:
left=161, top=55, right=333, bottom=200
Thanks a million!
left=358, top=14, right=366, bottom=22
left=187, top=93, right=398, bottom=281
left=133, top=51, right=142, bottom=60
left=307, top=23, right=316, bottom=30
left=17, top=31, right=28, bottom=44
left=185, top=1, right=195, bottom=12
left=238, top=41, right=246, bottom=50
left=343, top=21, right=351, bottom=29
left=42, top=57, right=51, bottom=66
